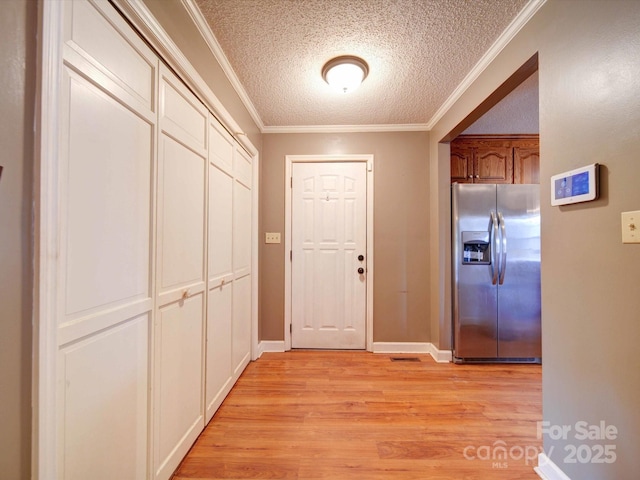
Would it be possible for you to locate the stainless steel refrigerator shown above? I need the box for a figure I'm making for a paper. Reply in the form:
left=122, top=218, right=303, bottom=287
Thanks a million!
left=452, top=183, right=541, bottom=363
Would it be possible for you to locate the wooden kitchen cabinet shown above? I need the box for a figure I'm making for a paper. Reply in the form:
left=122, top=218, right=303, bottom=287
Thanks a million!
left=450, top=135, right=539, bottom=184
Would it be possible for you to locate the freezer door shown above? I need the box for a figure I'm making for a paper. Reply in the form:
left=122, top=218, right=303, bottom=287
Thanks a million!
left=452, top=184, right=498, bottom=359
left=496, top=184, right=541, bottom=358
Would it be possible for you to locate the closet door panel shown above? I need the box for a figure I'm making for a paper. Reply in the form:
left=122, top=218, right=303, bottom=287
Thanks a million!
left=159, top=71, right=207, bottom=156
left=233, top=148, right=252, bottom=189
left=63, top=70, right=152, bottom=321
left=233, top=181, right=252, bottom=278
left=56, top=2, right=158, bottom=478
left=154, top=295, right=205, bottom=479
left=209, top=117, right=234, bottom=175
left=64, top=0, right=157, bottom=113
left=157, top=136, right=206, bottom=294
left=59, top=314, right=149, bottom=480
left=154, top=65, right=207, bottom=480
left=232, top=274, right=252, bottom=375
left=208, top=165, right=233, bottom=283
left=206, top=283, right=233, bottom=422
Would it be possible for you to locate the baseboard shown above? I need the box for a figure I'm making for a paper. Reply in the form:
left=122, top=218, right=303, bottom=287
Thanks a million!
left=426, top=343, right=453, bottom=363
left=372, top=342, right=430, bottom=354
left=257, top=341, right=452, bottom=363
left=372, top=342, right=452, bottom=363
left=534, top=453, right=572, bottom=480
left=256, top=340, right=286, bottom=358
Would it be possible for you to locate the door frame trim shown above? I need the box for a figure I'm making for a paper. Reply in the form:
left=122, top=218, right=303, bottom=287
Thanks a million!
left=284, top=154, right=374, bottom=351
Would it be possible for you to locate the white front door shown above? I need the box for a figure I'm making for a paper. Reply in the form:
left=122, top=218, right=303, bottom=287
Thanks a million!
left=291, top=162, right=367, bottom=349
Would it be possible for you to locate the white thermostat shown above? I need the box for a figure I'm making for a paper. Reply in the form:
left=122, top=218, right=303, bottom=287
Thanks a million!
left=551, top=163, right=600, bottom=206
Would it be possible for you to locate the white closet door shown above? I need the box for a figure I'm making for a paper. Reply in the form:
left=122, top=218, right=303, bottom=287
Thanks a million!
left=56, top=1, right=157, bottom=479
left=154, top=65, right=208, bottom=480
left=205, top=117, right=234, bottom=421
left=232, top=148, right=252, bottom=374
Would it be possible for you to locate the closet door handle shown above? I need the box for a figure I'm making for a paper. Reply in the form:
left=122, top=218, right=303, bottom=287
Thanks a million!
left=181, top=289, right=190, bottom=300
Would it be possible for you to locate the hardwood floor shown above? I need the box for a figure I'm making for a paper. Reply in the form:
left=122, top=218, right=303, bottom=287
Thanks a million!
left=172, top=351, right=542, bottom=480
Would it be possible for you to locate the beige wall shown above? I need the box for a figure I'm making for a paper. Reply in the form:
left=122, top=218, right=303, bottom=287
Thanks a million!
left=0, top=0, right=36, bottom=477
left=429, top=1, right=640, bottom=477
left=261, top=132, right=430, bottom=343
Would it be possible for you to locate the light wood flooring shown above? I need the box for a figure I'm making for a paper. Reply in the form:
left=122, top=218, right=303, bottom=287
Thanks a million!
left=172, top=351, right=542, bottom=480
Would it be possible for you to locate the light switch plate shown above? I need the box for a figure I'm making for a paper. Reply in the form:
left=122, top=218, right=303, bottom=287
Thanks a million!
left=265, top=232, right=281, bottom=244
left=621, top=211, right=640, bottom=244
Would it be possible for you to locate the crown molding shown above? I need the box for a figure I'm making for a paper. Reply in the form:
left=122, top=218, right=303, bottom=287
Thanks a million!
left=262, top=123, right=430, bottom=134
left=110, top=0, right=258, bottom=156
left=426, top=0, right=547, bottom=130
left=117, top=0, right=545, bottom=136
left=181, top=0, right=265, bottom=132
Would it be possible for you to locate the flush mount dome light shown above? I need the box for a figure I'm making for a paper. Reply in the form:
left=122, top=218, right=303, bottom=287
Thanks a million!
left=322, top=55, right=369, bottom=93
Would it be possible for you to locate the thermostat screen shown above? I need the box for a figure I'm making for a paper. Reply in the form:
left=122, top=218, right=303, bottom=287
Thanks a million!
left=550, top=163, right=599, bottom=206
left=555, top=171, right=589, bottom=199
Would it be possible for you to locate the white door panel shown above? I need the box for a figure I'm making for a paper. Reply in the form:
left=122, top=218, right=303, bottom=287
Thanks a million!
left=209, top=117, right=234, bottom=175
left=63, top=70, right=152, bottom=319
left=157, top=135, right=206, bottom=294
left=59, top=314, right=149, bottom=480
left=154, top=295, right=205, bottom=478
left=292, top=162, right=367, bottom=349
left=233, top=181, right=252, bottom=278
left=56, top=2, right=157, bottom=479
left=154, top=65, right=207, bottom=480
left=233, top=147, right=252, bottom=188
left=206, top=283, right=233, bottom=422
left=159, top=71, right=207, bottom=156
left=209, top=165, right=233, bottom=282
left=232, top=274, right=252, bottom=374
left=63, top=0, right=157, bottom=113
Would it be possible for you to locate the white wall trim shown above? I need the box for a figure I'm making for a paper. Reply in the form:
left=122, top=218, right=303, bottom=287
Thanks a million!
left=372, top=342, right=452, bottom=363
left=427, top=344, right=453, bottom=363
left=534, top=453, right=572, bottom=480
left=110, top=0, right=258, bottom=157
left=251, top=152, right=260, bottom=361
left=373, top=342, right=431, bottom=354
left=256, top=341, right=286, bottom=359
left=263, top=123, right=430, bottom=134
left=284, top=154, right=374, bottom=352
left=180, top=0, right=264, bottom=132
left=425, top=0, right=547, bottom=130
left=32, top=0, right=64, bottom=477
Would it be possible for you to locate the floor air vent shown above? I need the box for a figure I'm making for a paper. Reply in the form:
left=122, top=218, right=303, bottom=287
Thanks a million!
left=390, top=357, right=420, bottom=362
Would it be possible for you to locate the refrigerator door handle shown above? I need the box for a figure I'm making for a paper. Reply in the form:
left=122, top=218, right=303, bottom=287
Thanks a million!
left=498, top=212, right=507, bottom=285
left=490, top=211, right=499, bottom=285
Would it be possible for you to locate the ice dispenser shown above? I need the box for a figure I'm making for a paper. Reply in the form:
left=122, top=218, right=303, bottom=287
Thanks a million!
left=462, top=231, right=491, bottom=264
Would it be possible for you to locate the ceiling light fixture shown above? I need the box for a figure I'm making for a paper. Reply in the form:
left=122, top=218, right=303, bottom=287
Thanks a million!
left=322, top=56, right=369, bottom=94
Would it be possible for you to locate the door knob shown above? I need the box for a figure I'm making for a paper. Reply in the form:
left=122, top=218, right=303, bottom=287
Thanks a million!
left=358, top=254, right=364, bottom=261
left=357, top=267, right=365, bottom=274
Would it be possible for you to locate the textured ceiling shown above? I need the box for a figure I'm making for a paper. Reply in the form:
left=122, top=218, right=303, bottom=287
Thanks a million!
left=192, top=0, right=532, bottom=129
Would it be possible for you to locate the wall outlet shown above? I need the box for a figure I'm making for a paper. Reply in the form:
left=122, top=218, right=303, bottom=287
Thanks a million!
left=265, top=232, right=281, bottom=244
left=621, top=211, right=640, bottom=244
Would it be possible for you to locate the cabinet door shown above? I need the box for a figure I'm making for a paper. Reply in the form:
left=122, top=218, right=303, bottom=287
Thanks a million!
left=513, top=147, right=540, bottom=184
left=450, top=145, right=474, bottom=183
left=474, top=146, right=513, bottom=183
